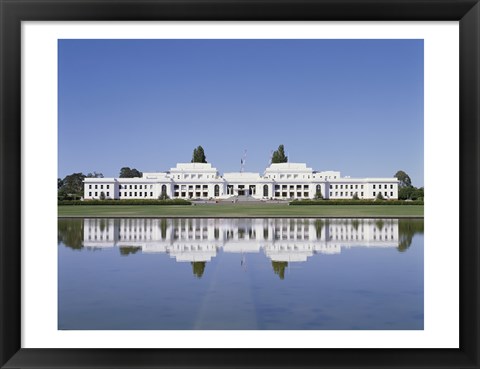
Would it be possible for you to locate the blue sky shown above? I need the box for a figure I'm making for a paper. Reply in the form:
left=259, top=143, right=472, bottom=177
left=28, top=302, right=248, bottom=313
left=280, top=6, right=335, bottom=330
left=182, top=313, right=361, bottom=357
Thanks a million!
left=58, top=39, right=424, bottom=186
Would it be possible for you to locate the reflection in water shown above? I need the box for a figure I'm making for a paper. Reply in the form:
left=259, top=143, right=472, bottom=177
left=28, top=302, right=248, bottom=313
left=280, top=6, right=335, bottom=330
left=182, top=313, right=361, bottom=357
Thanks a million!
left=58, top=217, right=424, bottom=330
left=58, top=218, right=423, bottom=279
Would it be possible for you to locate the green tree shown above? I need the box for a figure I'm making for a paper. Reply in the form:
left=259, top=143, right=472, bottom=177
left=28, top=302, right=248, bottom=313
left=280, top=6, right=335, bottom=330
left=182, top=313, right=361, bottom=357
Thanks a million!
left=58, top=172, right=86, bottom=200
left=376, top=192, right=384, bottom=200
left=271, top=145, right=288, bottom=163
left=100, top=191, right=106, bottom=200
left=394, top=170, right=412, bottom=188
left=119, top=167, right=142, bottom=178
left=398, top=186, right=415, bottom=200
left=86, top=171, right=104, bottom=178
left=191, top=146, right=207, bottom=163
left=352, top=192, right=359, bottom=200
left=159, top=189, right=169, bottom=200
left=314, top=188, right=323, bottom=199
left=412, top=187, right=424, bottom=200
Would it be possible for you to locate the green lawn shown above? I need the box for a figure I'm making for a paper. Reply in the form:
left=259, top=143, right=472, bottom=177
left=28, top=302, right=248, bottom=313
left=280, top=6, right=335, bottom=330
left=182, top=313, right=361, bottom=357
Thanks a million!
left=58, top=204, right=423, bottom=218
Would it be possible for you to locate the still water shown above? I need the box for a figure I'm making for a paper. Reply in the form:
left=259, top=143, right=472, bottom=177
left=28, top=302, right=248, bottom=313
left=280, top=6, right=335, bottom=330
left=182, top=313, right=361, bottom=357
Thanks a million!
left=58, top=218, right=423, bottom=330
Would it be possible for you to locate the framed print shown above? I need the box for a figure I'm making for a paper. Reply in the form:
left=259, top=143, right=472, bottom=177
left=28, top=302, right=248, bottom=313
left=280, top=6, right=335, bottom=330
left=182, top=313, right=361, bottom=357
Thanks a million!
left=1, top=0, right=479, bottom=368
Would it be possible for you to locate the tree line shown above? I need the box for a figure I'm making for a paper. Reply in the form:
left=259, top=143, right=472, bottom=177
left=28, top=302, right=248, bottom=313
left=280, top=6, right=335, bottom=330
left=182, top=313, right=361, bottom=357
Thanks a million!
left=394, top=170, right=424, bottom=200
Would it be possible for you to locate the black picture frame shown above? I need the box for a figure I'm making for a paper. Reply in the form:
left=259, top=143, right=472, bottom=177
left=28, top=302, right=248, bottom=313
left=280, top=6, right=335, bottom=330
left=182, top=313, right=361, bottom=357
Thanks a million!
left=1, top=1, right=479, bottom=368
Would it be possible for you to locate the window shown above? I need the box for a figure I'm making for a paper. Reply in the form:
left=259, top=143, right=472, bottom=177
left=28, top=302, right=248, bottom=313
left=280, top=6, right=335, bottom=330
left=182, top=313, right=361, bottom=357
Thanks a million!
left=174, top=192, right=179, bottom=197
left=89, top=185, right=92, bottom=189
left=150, top=192, right=153, bottom=197
left=297, top=185, right=301, bottom=189
left=198, top=174, right=203, bottom=179
left=215, top=185, right=220, bottom=197
left=135, top=192, right=137, bottom=196
left=129, top=185, right=132, bottom=189
left=263, top=185, right=268, bottom=197
left=355, top=185, right=358, bottom=189
left=89, top=192, right=92, bottom=196
left=361, top=192, right=364, bottom=196
left=95, top=192, right=98, bottom=196
left=391, top=184, right=393, bottom=189
left=95, top=185, right=98, bottom=189
left=275, top=192, right=280, bottom=197
left=203, top=185, right=208, bottom=189
left=191, top=174, right=196, bottom=179
left=373, top=192, right=376, bottom=196
left=297, top=192, right=301, bottom=197
left=145, top=192, right=147, bottom=197
left=119, top=192, right=121, bottom=197
left=130, top=192, right=132, bottom=196
left=106, top=192, right=109, bottom=196
left=330, top=185, right=333, bottom=189
left=107, top=185, right=109, bottom=189
left=174, top=185, right=179, bottom=190
left=373, top=184, right=376, bottom=189
left=203, top=192, right=208, bottom=197
left=391, top=192, right=393, bottom=196
left=304, top=185, right=308, bottom=189
left=304, top=192, right=308, bottom=197
left=134, top=185, right=137, bottom=189
left=350, top=185, right=353, bottom=189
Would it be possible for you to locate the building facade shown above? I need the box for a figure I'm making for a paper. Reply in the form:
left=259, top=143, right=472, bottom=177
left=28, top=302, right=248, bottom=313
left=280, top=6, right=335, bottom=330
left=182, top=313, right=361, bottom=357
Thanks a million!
left=83, top=162, right=398, bottom=200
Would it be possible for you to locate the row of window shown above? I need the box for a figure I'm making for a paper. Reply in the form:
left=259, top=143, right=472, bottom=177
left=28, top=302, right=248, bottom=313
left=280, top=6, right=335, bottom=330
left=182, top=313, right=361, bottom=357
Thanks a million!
left=119, top=184, right=154, bottom=190
left=274, top=192, right=310, bottom=198
left=174, top=184, right=209, bottom=190
left=88, top=184, right=110, bottom=190
left=373, top=192, right=394, bottom=197
left=373, top=184, right=394, bottom=189
left=330, top=184, right=364, bottom=190
left=176, top=174, right=214, bottom=179
left=119, top=192, right=154, bottom=197
left=174, top=192, right=209, bottom=198
left=275, top=184, right=309, bottom=190
left=332, top=192, right=364, bottom=197
left=88, top=192, right=110, bottom=197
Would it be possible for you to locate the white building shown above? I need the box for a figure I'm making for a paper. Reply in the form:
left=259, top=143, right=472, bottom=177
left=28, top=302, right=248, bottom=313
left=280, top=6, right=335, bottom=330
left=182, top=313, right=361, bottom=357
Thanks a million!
left=83, top=162, right=398, bottom=200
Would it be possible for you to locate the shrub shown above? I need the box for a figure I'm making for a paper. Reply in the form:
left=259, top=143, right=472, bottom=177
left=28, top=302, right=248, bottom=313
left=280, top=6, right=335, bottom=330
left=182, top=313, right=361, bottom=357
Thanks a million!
left=289, top=199, right=423, bottom=206
left=58, top=199, right=192, bottom=206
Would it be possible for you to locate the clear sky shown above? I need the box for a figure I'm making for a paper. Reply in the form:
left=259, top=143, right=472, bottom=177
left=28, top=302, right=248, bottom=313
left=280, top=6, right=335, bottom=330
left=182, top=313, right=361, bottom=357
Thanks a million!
left=58, top=39, right=424, bottom=186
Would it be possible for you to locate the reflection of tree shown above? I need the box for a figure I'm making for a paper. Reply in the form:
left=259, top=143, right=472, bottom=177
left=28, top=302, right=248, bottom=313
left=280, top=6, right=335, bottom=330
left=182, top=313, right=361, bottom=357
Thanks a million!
left=160, top=219, right=167, bottom=239
left=272, top=261, right=288, bottom=280
left=351, top=219, right=360, bottom=231
left=58, top=219, right=84, bottom=250
left=375, top=219, right=385, bottom=231
left=99, top=219, right=107, bottom=232
left=398, top=219, right=424, bottom=252
left=314, top=219, right=324, bottom=239
left=191, top=262, right=206, bottom=278
left=119, top=246, right=142, bottom=256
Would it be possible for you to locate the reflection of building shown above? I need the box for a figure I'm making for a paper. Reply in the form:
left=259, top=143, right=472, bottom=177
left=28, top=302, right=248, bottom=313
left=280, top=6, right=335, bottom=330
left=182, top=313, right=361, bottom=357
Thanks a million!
left=82, top=218, right=399, bottom=263
left=83, top=162, right=398, bottom=200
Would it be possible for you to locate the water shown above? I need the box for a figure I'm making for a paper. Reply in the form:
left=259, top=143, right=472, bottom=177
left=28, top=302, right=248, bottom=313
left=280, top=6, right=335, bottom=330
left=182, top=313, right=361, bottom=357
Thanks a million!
left=58, top=218, right=423, bottom=330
